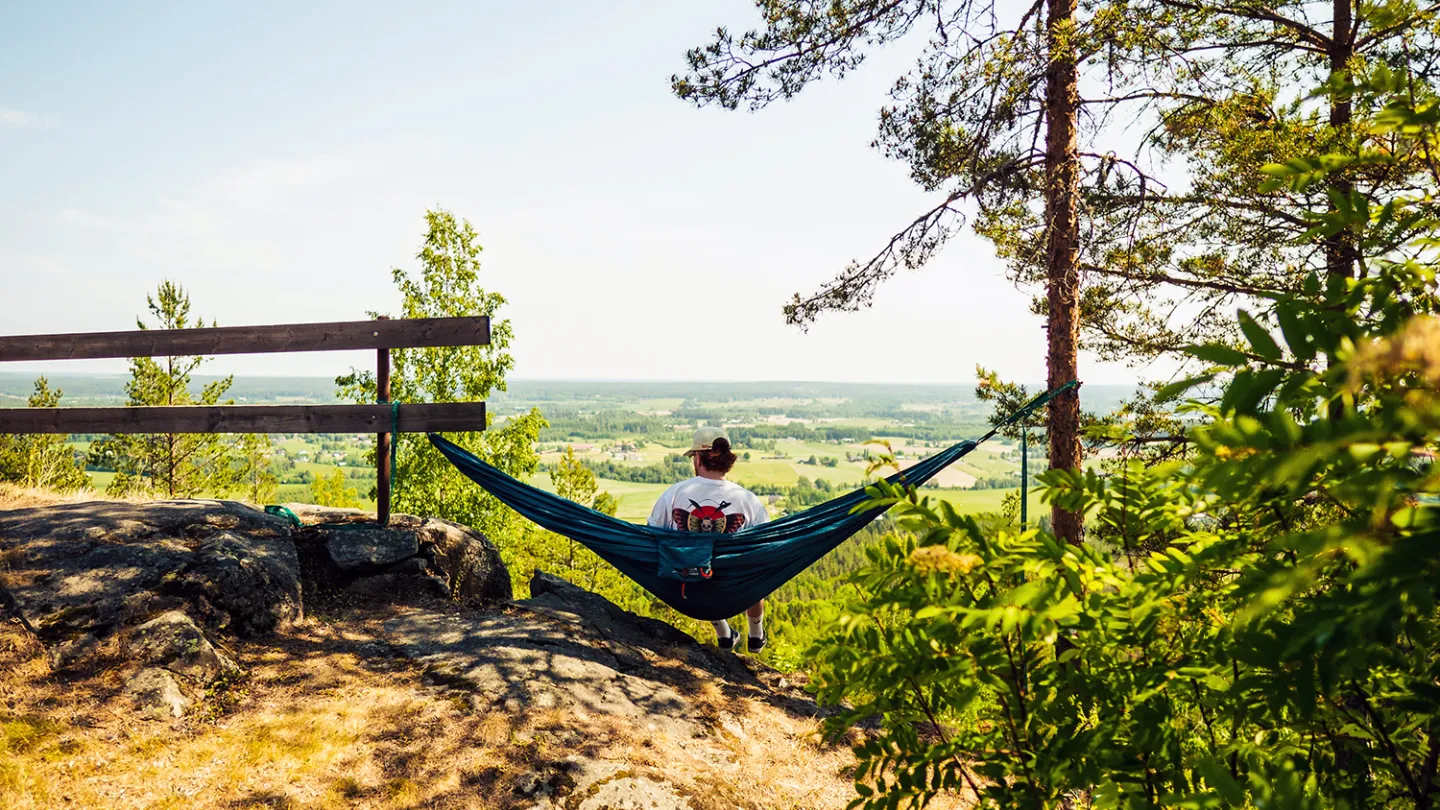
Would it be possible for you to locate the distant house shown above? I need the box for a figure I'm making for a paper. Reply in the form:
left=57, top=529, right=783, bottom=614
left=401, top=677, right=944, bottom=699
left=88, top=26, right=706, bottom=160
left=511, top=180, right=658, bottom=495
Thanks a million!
left=569, top=444, right=595, bottom=452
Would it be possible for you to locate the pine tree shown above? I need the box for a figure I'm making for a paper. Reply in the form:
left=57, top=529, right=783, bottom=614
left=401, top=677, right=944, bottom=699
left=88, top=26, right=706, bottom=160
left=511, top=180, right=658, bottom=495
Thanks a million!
left=0, top=377, right=90, bottom=491
left=673, top=1, right=1127, bottom=540
left=982, top=0, right=1440, bottom=365
left=89, top=281, right=245, bottom=499
left=673, top=0, right=1440, bottom=541
left=233, top=432, right=279, bottom=505
left=337, top=209, right=547, bottom=538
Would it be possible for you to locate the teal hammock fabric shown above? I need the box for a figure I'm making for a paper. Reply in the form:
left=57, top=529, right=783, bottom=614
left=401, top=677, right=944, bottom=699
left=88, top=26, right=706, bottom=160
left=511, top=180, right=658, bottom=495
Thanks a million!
left=430, top=382, right=1077, bottom=621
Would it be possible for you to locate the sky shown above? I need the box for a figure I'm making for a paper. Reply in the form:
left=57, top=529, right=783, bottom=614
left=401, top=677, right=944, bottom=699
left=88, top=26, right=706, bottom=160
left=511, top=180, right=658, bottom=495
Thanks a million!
left=1, top=1, right=1160, bottom=387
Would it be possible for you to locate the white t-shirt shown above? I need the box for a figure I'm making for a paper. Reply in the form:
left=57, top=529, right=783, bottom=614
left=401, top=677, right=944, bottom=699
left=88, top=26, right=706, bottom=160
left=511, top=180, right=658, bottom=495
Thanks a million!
left=647, top=477, right=771, bottom=534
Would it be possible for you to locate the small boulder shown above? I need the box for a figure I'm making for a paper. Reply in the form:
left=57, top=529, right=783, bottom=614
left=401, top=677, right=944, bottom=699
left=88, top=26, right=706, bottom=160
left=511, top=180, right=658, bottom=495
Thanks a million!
left=125, top=667, right=190, bottom=719
left=386, top=557, right=433, bottom=577
left=322, top=527, right=419, bottom=572
left=48, top=633, right=100, bottom=670
left=128, top=610, right=238, bottom=683
left=416, top=518, right=511, bottom=602
left=170, top=530, right=303, bottom=636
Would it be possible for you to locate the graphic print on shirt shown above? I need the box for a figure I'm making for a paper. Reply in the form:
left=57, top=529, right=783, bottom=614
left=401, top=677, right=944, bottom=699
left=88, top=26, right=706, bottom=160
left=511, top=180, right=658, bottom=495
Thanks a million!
left=672, top=499, right=747, bottom=533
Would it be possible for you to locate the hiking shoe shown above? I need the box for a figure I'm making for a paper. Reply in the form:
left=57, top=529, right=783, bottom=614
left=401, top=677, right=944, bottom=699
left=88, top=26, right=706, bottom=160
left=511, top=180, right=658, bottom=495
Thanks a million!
left=717, top=634, right=738, bottom=652
left=747, top=634, right=767, bottom=654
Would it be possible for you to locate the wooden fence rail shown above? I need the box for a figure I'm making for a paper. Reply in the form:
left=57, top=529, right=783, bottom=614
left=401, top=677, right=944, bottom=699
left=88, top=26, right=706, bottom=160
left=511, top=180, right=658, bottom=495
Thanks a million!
left=0, top=316, right=490, bottom=361
left=0, top=316, right=492, bottom=524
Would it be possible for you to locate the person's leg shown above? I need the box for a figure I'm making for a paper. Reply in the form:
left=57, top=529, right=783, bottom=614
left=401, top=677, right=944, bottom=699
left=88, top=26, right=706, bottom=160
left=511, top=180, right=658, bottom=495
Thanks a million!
left=712, top=619, right=736, bottom=650
left=748, top=599, right=771, bottom=648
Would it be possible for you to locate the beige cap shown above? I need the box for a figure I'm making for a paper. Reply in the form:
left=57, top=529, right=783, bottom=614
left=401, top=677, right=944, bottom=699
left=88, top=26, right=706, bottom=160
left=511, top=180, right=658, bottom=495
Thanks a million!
left=683, top=426, right=729, bottom=457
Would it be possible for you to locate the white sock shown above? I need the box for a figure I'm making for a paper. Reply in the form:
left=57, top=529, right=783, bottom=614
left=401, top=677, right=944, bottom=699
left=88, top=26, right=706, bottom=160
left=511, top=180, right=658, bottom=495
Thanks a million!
left=747, top=615, right=763, bottom=640
left=713, top=620, right=732, bottom=639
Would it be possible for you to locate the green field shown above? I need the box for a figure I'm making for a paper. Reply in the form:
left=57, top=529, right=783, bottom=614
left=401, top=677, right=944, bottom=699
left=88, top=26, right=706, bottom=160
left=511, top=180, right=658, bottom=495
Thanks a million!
left=530, top=472, right=670, bottom=523
left=86, top=470, right=116, bottom=491
left=47, top=377, right=1131, bottom=531
left=927, top=486, right=1043, bottom=516
left=85, top=456, right=1038, bottom=526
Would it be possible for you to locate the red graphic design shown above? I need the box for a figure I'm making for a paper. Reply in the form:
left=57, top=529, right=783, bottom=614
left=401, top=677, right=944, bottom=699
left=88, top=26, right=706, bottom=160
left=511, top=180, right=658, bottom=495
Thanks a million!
left=671, top=499, right=746, bottom=533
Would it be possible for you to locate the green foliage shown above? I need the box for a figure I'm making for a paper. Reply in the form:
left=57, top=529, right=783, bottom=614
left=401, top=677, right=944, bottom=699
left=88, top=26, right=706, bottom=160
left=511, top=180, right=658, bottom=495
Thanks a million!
left=677, top=0, right=1440, bottom=376
left=975, top=367, right=1047, bottom=441
left=0, top=378, right=89, bottom=490
left=530, top=446, right=625, bottom=589
left=591, top=491, right=618, bottom=517
left=232, top=433, right=279, bottom=505
left=811, top=76, right=1440, bottom=809
left=309, top=468, right=362, bottom=509
left=562, top=453, right=692, bottom=485
left=88, top=281, right=249, bottom=498
left=336, top=209, right=546, bottom=537
left=553, top=446, right=600, bottom=507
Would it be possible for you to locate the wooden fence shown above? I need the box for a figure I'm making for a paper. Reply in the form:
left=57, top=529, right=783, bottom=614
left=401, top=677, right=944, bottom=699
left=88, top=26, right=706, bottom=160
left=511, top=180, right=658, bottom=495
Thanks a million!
left=0, top=316, right=492, bottom=524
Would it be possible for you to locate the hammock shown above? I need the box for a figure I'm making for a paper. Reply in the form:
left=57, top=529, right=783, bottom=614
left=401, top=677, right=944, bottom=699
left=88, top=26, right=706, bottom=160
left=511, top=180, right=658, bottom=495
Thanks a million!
left=429, top=382, right=1077, bottom=621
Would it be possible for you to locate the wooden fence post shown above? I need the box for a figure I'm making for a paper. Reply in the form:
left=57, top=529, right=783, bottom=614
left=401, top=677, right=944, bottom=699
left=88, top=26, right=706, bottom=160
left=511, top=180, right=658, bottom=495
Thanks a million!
left=376, top=316, right=392, bottom=525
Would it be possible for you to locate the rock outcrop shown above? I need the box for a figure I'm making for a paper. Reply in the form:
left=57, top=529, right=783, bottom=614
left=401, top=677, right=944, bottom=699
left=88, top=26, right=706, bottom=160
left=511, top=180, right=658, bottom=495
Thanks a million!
left=2, top=500, right=854, bottom=809
left=377, top=571, right=818, bottom=809
left=1, top=498, right=512, bottom=719
left=384, top=571, right=759, bottom=732
left=0, top=499, right=302, bottom=641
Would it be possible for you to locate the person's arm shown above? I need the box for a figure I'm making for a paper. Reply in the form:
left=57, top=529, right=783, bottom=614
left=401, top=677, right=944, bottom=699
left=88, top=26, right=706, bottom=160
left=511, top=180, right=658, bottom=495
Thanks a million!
left=748, top=491, right=771, bottom=526
left=647, top=484, right=676, bottom=528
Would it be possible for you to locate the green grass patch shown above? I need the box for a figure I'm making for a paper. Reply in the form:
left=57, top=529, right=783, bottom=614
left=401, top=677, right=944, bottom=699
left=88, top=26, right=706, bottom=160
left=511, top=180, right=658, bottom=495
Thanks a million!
left=925, top=487, right=1042, bottom=516
left=530, top=473, right=671, bottom=523
left=0, top=716, right=55, bottom=755
left=86, top=470, right=116, bottom=491
left=729, top=460, right=801, bottom=488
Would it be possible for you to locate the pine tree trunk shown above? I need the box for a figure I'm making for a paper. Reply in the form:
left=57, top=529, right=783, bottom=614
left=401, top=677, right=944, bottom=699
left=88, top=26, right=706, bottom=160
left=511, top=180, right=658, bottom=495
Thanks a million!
left=1324, top=0, right=1356, bottom=423
left=1045, top=0, right=1084, bottom=545
left=1325, top=0, right=1355, bottom=279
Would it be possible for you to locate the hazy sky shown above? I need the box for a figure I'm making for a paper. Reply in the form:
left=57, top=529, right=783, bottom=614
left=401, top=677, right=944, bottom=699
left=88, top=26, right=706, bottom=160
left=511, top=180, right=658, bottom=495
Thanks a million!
left=1, top=1, right=1161, bottom=386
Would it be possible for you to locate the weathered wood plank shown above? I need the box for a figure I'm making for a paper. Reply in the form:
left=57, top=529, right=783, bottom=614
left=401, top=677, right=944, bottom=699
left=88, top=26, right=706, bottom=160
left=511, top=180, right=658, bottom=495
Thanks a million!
left=0, top=403, right=487, bottom=434
left=0, top=317, right=490, bottom=362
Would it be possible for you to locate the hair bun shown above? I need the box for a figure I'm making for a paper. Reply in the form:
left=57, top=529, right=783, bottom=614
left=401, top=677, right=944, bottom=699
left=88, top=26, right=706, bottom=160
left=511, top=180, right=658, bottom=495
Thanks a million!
left=711, top=437, right=731, bottom=452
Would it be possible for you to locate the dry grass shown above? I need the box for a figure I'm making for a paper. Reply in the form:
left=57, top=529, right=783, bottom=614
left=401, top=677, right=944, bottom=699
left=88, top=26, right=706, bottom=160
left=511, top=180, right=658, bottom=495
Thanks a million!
left=0, top=609, right=924, bottom=810
left=0, top=482, right=151, bottom=511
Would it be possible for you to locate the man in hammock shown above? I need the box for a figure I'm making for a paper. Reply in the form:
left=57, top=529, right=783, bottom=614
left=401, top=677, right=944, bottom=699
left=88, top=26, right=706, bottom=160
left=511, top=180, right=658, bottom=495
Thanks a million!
left=647, top=427, right=770, bottom=653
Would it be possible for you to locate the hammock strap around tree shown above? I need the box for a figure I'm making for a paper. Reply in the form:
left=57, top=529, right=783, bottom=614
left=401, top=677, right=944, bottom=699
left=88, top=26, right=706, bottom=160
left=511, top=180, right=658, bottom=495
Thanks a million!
left=429, top=380, right=1078, bottom=621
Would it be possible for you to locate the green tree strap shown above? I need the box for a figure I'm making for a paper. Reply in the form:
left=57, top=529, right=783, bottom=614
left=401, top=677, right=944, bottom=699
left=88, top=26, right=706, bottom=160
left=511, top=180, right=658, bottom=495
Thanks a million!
left=265, top=401, right=399, bottom=528
left=382, top=398, right=399, bottom=503
left=987, top=381, right=1077, bottom=531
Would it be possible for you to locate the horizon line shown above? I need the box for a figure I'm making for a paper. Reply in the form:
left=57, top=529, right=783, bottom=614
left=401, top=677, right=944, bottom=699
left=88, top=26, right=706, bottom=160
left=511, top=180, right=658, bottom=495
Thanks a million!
left=0, top=371, right=1136, bottom=388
